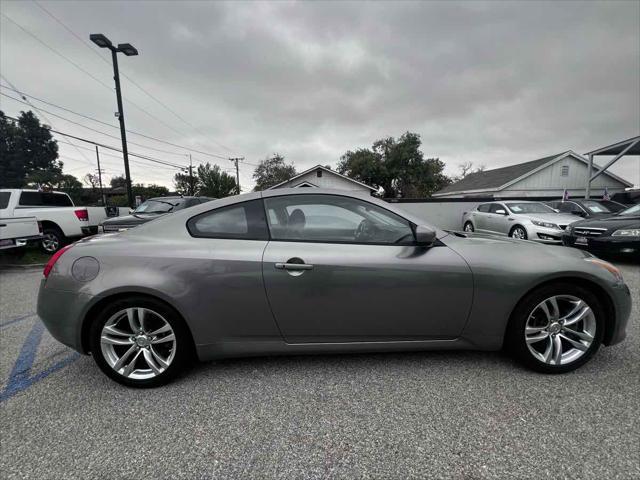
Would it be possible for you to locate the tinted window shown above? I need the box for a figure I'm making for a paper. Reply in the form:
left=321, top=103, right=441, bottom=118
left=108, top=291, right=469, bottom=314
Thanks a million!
left=187, top=199, right=268, bottom=240
left=19, top=192, right=73, bottom=207
left=477, top=204, right=491, bottom=213
left=0, top=192, right=9, bottom=209
left=264, top=194, right=414, bottom=244
left=556, top=202, right=575, bottom=213
left=489, top=204, right=506, bottom=214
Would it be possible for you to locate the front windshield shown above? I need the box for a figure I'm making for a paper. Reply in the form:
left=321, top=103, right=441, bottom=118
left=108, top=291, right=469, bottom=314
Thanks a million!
left=506, top=202, right=556, bottom=214
left=134, top=199, right=178, bottom=214
left=581, top=201, right=611, bottom=213
left=618, top=204, right=640, bottom=216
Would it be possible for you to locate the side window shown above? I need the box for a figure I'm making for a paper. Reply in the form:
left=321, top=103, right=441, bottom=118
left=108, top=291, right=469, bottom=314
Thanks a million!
left=19, top=192, right=43, bottom=206
left=44, top=193, right=73, bottom=206
left=0, top=192, right=10, bottom=209
left=489, top=204, right=505, bottom=214
left=477, top=204, right=491, bottom=213
left=557, top=202, right=573, bottom=213
left=187, top=199, right=268, bottom=240
left=263, top=194, right=414, bottom=244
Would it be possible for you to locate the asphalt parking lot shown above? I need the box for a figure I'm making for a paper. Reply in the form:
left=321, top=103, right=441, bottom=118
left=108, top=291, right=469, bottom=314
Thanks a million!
left=1, top=262, right=639, bottom=479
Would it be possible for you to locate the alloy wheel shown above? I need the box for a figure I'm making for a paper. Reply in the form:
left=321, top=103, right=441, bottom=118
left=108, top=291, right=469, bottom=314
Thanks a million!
left=511, top=227, right=527, bottom=239
left=524, top=295, right=596, bottom=366
left=42, top=232, right=60, bottom=253
left=100, top=307, right=177, bottom=380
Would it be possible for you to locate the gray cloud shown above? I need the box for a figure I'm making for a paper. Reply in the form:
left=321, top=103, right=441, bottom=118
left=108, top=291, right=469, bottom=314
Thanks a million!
left=1, top=0, right=638, bottom=189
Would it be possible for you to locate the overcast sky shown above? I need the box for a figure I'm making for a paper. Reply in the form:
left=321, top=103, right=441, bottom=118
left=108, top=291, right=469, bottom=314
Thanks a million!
left=1, top=0, right=639, bottom=191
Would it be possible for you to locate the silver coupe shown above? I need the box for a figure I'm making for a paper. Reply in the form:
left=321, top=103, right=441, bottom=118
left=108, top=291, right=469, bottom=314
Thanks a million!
left=38, top=189, right=632, bottom=387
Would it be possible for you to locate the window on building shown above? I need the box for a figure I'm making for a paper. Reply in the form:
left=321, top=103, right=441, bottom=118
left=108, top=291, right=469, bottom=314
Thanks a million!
left=317, top=169, right=323, bottom=178
left=561, top=165, right=569, bottom=177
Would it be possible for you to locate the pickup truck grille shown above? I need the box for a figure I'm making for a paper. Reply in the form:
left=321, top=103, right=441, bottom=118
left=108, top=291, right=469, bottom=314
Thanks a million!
left=573, top=227, right=607, bottom=237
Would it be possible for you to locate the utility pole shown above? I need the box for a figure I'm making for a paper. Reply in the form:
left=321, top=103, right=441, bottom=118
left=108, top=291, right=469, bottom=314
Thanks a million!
left=229, top=157, right=243, bottom=194
left=188, top=153, right=194, bottom=196
left=95, top=146, right=106, bottom=206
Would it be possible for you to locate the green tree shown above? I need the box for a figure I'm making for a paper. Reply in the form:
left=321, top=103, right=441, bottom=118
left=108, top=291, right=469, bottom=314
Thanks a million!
left=56, top=174, right=84, bottom=204
left=173, top=171, right=198, bottom=196
left=110, top=175, right=127, bottom=189
left=338, top=132, right=451, bottom=198
left=252, top=154, right=296, bottom=191
left=197, top=163, right=237, bottom=198
left=0, top=110, right=61, bottom=188
left=133, top=183, right=169, bottom=199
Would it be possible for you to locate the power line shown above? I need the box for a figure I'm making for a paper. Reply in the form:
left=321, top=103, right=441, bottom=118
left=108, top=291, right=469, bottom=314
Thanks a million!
left=0, top=84, right=232, bottom=161
left=0, top=11, right=194, bottom=138
left=31, top=1, right=238, bottom=153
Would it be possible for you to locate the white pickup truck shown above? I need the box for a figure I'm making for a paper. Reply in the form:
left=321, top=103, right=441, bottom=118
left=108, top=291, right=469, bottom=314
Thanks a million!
left=0, top=215, right=42, bottom=250
left=0, top=189, right=113, bottom=253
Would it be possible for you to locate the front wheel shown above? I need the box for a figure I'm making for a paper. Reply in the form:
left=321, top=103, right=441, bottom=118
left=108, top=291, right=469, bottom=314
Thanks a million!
left=509, top=225, right=528, bottom=240
left=463, top=221, right=474, bottom=232
left=506, top=283, right=604, bottom=373
left=89, top=296, right=192, bottom=387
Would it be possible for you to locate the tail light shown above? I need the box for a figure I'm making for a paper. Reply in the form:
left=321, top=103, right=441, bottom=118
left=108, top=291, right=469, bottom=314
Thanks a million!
left=37, top=221, right=43, bottom=233
left=43, top=244, right=73, bottom=278
left=74, top=209, right=89, bottom=221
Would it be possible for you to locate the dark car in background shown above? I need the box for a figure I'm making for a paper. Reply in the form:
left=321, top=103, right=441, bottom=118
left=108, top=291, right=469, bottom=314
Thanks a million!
left=547, top=199, right=615, bottom=219
left=100, top=196, right=213, bottom=233
left=562, top=204, right=640, bottom=259
left=611, top=189, right=640, bottom=206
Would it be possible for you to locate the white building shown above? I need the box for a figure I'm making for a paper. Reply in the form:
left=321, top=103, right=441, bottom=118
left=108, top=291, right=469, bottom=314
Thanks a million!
left=268, top=165, right=376, bottom=195
left=433, top=151, right=632, bottom=199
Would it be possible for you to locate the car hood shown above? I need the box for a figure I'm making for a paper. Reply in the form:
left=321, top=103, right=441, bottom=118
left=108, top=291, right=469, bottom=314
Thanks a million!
left=101, top=213, right=165, bottom=226
left=521, top=213, right=577, bottom=225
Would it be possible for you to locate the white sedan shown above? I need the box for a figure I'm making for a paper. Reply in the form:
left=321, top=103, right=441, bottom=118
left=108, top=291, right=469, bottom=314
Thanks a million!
left=462, top=201, right=579, bottom=243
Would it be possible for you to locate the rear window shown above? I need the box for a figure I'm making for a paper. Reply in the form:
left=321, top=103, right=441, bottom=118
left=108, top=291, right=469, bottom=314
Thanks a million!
left=19, top=192, right=73, bottom=207
left=0, top=192, right=9, bottom=209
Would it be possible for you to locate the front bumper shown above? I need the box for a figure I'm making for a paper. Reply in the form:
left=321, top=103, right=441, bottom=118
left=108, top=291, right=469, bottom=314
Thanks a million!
left=527, top=225, right=566, bottom=244
left=562, top=234, right=640, bottom=256
left=37, top=280, right=92, bottom=353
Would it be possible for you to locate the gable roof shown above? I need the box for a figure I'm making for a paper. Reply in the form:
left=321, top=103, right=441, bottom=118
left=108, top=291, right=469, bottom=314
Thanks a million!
left=268, top=164, right=377, bottom=191
left=433, top=151, right=632, bottom=196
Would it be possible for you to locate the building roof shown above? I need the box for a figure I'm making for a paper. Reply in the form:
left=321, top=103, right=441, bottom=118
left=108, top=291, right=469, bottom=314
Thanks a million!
left=435, top=152, right=565, bottom=195
left=585, top=135, right=640, bottom=156
left=433, top=150, right=633, bottom=197
left=267, top=164, right=377, bottom=191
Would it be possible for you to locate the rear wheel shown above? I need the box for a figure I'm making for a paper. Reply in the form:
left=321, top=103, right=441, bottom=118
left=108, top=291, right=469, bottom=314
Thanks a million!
left=41, top=227, right=65, bottom=253
left=89, top=296, right=192, bottom=387
left=463, top=221, right=474, bottom=232
left=509, top=225, right=528, bottom=240
left=506, top=283, right=604, bottom=373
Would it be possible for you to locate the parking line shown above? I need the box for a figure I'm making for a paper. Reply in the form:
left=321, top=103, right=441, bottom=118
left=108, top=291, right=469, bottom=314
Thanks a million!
left=0, top=312, right=36, bottom=329
left=0, top=320, right=80, bottom=403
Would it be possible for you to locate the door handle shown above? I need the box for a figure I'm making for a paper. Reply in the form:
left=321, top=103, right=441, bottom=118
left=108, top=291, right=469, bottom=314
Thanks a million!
left=275, top=262, right=314, bottom=271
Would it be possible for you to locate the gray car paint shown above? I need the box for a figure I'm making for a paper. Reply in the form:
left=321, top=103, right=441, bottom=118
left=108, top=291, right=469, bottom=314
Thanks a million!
left=37, top=188, right=632, bottom=361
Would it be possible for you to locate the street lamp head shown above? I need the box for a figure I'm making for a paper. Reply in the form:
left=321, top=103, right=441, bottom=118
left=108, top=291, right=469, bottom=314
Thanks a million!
left=117, top=43, right=138, bottom=56
left=90, top=33, right=112, bottom=49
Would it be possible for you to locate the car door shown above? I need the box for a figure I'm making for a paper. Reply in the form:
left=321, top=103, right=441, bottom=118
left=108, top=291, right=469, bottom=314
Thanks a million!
left=261, top=193, right=473, bottom=343
left=473, top=203, right=492, bottom=232
left=487, top=203, right=509, bottom=234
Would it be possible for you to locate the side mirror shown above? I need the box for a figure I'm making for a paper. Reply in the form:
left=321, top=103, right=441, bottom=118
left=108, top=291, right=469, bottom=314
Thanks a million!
left=415, top=225, right=437, bottom=246
left=495, top=209, right=507, bottom=215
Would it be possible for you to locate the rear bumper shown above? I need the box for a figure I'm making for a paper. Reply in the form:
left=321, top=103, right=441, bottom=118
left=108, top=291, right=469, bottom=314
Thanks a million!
left=37, top=280, right=91, bottom=353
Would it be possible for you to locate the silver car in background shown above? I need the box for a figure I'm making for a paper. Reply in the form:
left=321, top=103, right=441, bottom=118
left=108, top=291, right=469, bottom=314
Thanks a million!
left=462, top=201, right=579, bottom=243
left=37, top=189, right=631, bottom=387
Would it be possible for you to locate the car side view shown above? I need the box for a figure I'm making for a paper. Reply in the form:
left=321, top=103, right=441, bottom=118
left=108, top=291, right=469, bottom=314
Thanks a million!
left=38, top=189, right=631, bottom=387
left=462, top=201, right=579, bottom=243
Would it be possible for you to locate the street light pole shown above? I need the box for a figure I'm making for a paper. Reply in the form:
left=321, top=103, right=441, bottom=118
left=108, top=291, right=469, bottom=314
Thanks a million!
left=90, top=34, right=138, bottom=209
left=109, top=48, right=134, bottom=208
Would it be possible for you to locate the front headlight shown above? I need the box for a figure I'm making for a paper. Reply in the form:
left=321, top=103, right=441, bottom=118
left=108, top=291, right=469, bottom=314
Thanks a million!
left=585, top=257, right=624, bottom=283
left=612, top=228, right=640, bottom=237
left=532, top=220, right=560, bottom=230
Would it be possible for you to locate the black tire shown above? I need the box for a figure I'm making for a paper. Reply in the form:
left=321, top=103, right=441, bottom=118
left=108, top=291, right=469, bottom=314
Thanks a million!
left=41, top=227, right=66, bottom=254
left=463, top=221, right=474, bottom=232
left=509, top=225, right=528, bottom=240
left=505, top=283, right=604, bottom=373
left=89, top=296, right=193, bottom=387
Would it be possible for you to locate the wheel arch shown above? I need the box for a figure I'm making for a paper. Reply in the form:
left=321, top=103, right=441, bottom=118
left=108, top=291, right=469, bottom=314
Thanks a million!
left=509, top=224, right=527, bottom=236
left=40, top=220, right=63, bottom=234
left=80, top=290, right=196, bottom=355
left=504, top=276, right=616, bottom=347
